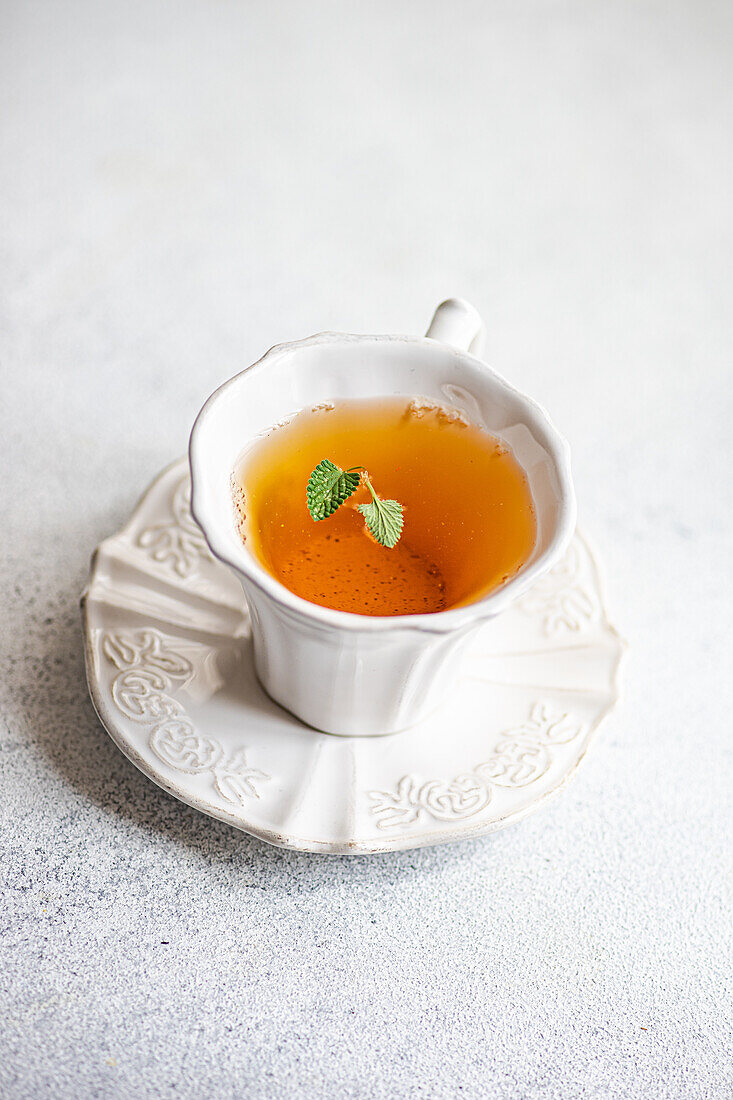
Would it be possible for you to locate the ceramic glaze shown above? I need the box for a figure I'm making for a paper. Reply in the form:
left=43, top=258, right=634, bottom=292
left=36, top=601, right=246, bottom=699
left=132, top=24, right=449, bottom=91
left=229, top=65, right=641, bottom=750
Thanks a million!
left=189, top=300, right=577, bottom=735
left=81, top=460, right=623, bottom=854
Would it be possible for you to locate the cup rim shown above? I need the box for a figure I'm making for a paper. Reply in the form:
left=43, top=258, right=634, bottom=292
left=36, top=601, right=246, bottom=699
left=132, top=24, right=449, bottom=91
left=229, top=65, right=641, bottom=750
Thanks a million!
left=189, top=330, right=577, bottom=636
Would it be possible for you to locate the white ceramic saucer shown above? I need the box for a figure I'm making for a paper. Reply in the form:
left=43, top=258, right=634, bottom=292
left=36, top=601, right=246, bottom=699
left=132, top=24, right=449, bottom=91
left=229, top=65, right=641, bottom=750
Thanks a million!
left=82, top=459, right=624, bottom=854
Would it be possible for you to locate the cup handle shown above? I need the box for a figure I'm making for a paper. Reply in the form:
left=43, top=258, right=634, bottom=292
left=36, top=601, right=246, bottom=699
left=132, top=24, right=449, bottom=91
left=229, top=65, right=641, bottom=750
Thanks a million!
left=425, top=298, right=486, bottom=356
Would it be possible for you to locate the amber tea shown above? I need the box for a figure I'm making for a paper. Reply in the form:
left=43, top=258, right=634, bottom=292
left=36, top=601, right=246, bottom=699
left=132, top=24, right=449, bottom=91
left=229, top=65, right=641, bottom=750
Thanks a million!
left=232, top=397, right=536, bottom=616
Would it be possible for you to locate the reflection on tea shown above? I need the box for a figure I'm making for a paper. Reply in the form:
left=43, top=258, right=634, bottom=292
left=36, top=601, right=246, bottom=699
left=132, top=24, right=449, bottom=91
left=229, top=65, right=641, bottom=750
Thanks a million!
left=233, top=397, right=536, bottom=616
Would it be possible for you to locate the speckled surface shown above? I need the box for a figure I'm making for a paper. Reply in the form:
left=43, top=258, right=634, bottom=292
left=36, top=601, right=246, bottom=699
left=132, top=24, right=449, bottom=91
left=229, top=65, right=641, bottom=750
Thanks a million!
left=1, top=1, right=731, bottom=1097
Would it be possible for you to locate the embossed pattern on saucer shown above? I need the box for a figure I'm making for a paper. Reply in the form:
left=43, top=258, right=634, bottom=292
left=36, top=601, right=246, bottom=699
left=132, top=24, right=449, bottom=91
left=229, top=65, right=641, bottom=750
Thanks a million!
left=82, top=459, right=624, bottom=854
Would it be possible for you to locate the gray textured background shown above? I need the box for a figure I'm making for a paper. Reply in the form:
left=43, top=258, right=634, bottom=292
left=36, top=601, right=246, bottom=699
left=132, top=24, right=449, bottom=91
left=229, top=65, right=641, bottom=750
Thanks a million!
left=1, top=1, right=731, bottom=1097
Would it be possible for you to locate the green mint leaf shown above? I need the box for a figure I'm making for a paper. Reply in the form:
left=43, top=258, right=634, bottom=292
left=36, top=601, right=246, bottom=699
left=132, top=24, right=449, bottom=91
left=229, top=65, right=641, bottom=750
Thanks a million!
left=306, top=459, right=360, bottom=521
left=357, top=497, right=404, bottom=549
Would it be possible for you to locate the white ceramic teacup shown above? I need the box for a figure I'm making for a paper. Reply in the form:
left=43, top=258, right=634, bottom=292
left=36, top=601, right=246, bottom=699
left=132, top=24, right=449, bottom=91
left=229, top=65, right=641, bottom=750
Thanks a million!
left=189, top=299, right=576, bottom=736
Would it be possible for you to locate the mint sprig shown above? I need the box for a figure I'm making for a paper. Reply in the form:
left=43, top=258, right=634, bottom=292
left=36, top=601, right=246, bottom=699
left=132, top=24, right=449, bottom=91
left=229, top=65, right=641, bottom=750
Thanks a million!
left=306, top=460, right=404, bottom=548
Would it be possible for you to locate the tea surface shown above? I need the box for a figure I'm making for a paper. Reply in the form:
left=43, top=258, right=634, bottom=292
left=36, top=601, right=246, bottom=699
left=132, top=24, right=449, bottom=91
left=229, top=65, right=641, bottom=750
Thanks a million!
left=233, top=398, right=536, bottom=615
